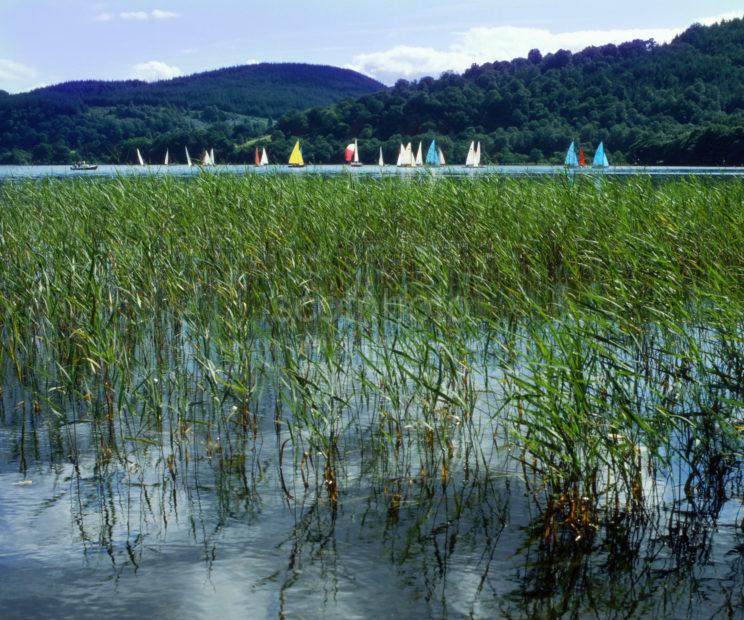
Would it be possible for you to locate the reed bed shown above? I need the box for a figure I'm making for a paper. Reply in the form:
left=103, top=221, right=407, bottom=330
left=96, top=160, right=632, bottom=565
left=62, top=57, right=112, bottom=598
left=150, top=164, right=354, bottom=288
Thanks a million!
left=1, top=173, right=743, bottom=544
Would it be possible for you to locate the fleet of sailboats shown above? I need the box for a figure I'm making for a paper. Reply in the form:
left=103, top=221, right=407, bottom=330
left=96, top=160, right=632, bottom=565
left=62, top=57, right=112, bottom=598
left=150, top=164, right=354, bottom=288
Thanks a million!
left=566, top=141, right=610, bottom=168
left=254, top=146, right=269, bottom=166
left=129, top=139, right=609, bottom=170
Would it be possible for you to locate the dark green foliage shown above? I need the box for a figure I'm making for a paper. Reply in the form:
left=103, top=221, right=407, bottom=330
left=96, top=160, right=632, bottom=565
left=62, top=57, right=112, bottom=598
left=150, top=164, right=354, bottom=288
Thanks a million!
left=272, top=18, right=744, bottom=165
left=0, top=64, right=384, bottom=164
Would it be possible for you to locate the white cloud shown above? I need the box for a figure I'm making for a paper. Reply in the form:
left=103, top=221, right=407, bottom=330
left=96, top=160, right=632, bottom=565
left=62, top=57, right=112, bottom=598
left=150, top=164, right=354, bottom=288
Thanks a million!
left=120, top=11, right=149, bottom=20
left=0, top=59, right=37, bottom=83
left=94, top=9, right=179, bottom=22
left=348, top=11, right=744, bottom=83
left=151, top=9, right=179, bottom=20
left=130, top=61, right=182, bottom=81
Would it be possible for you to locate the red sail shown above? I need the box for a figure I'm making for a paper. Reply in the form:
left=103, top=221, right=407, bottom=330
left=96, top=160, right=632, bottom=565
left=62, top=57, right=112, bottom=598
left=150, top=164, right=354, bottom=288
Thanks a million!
left=255, top=147, right=260, bottom=166
left=344, top=146, right=354, bottom=163
left=579, top=147, right=586, bottom=167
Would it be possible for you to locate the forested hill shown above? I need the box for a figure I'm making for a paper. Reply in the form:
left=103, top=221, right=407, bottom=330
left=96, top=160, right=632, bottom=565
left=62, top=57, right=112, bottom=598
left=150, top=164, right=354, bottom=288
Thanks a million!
left=272, top=18, right=744, bottom=165
left=33, top=64, right=383, bottom=117
left=0, top=64, right=384, bottom=164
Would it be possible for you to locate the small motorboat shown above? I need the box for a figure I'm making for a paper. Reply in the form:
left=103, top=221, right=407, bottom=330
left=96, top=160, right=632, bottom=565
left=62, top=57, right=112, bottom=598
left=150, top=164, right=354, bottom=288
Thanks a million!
left=70, top=161, right=98, bottom=171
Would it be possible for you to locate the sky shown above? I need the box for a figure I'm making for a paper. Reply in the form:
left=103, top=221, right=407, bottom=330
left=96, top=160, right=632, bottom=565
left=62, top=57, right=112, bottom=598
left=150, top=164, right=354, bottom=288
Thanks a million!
left=1, top=1, right=743, bottom=92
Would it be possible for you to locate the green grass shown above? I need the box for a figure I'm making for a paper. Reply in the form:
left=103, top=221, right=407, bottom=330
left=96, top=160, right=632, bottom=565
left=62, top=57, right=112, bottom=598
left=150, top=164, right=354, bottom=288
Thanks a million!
left=1, top=173, right=743, bottom=535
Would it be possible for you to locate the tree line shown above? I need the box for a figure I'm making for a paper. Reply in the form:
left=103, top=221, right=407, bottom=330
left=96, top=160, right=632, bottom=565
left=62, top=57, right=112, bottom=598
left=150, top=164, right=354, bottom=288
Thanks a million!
left=272, top=18, right=744, bottom=166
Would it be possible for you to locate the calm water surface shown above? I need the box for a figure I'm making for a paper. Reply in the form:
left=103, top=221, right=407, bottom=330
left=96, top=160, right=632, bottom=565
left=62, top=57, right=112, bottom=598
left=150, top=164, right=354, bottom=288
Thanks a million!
left=1, top=323, right=743, bottom=620
left=3, top=164, right=744, bottom=179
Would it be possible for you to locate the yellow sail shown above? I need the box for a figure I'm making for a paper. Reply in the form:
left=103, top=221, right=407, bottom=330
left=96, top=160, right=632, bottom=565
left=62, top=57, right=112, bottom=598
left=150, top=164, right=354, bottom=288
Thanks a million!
left=288, top=140, right=304, bottom=166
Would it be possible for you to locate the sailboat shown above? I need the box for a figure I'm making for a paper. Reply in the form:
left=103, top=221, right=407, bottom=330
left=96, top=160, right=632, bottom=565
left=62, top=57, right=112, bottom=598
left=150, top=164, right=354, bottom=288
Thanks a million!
left=414, top=142, right=423, bottom=167
left=437, top=145, right=446, bottom=166
left=210, top=148, right=216, bottom=166
left=288, top=140, right=305, bottom=167
left=378, top=147, right=385, bottom=167
left=255, top=147, right=261, bottom=166
left=345, top=139, right=362, bottom=167
left=465, top=142, right=475, bottom=167
left=564, top=142, right=579, bottom=167
left=164, top=149, right=170, bottom=166
left=578, top=146, right=586, bottom=168
left=465, top=141, right=482, bottom=167
left=425, top=141, right=440, bottom=166
left=136, top=148, right=145, bottom=167
left=201, top=150, right=212, bottom=166
left=260, top=147, right=269, bottom=166
left=185, top=147, right=193, bottom=167
left=593, top=142, right=610, bottom=168
left=397, top=143, right=413, bottom=167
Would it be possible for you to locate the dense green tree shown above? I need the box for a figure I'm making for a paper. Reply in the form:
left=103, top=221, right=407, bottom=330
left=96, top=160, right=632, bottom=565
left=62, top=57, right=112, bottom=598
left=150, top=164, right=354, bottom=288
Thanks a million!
left=271, top=18, right=744, bottom=165
left=0, top=64, right=382, bottom=164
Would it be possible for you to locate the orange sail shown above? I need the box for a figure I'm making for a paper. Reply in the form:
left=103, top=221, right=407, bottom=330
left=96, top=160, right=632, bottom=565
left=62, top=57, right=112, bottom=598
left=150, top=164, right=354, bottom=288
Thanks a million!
left=579, top=147, right=586, bottom=167
left=255, top=147, right=260, bottom=166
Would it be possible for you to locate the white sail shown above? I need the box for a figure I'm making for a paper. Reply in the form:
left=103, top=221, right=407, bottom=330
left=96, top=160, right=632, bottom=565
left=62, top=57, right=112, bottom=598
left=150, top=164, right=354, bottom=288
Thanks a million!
left=185, top=147, right=192, bottom=167
left=437, top=147, right=446, bottom=166
left=414, top=142, right=423, bottom=166
left=396, top=144, right=404, bottom=166
left=202, top=150, right=211, bottom=166
left=405, top=143, right=414, bottom=166
left=210, top=148, right=215, bottom=166
left=136, top=148, right=145, bottom=167
left=164, top=149, right=169, bottom=166
left=474, top=142, right=481, bottom=167
left=379, top=147, right=384, bottom=167
left=465, top=141, right=475, bottom=167
left=260, top=147, right=269, bottom=166
left=353, top=139, right=360, bottom=164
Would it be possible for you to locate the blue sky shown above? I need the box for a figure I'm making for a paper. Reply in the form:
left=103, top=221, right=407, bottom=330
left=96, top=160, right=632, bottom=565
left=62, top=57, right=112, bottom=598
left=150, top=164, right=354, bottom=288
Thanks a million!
left=1, top=1, right=742, bottom=92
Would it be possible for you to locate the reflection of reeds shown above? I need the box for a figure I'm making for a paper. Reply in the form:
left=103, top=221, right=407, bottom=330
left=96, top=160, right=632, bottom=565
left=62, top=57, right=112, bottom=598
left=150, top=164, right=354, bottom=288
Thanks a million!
left=1, top=174, right=744, bottom=603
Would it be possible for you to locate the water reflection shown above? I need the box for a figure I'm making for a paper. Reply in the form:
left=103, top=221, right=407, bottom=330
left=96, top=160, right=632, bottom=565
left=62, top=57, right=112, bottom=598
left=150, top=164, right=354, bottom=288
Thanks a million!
left=1, top=316, right=744, bottom=618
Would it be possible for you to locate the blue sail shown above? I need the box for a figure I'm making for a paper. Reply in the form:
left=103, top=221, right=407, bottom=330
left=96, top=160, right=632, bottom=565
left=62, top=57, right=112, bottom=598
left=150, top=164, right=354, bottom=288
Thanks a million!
left=425, top=140, right=439, bottom=166
left=593, top=142, right=609, bottom=168
left=564, top=141, right=578, bottom=167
